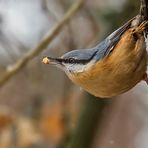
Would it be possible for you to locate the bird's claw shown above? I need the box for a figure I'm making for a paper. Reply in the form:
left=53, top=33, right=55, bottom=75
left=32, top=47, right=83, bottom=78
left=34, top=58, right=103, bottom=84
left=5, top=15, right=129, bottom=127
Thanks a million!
left=133, top=21, right=148, bottom=34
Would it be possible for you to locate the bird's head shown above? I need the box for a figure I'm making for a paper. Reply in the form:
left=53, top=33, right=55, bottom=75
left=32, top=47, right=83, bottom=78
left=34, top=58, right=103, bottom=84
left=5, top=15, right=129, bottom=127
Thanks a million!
left=42, top=48, right=98, bottom=76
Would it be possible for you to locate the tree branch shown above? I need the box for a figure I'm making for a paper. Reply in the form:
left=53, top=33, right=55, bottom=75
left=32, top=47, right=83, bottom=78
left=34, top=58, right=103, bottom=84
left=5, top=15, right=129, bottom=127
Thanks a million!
left=0, top=0, right=85, bottom=87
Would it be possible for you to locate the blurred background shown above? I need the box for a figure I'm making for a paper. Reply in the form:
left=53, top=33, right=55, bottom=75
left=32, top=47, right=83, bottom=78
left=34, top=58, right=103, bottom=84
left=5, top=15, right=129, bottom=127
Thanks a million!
left=0, top=0, right=147, bottom=148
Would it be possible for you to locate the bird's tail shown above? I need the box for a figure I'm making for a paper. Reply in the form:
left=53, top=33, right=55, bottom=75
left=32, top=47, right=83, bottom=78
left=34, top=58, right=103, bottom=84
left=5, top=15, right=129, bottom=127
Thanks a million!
left=140, top=0, right=148, bottom=21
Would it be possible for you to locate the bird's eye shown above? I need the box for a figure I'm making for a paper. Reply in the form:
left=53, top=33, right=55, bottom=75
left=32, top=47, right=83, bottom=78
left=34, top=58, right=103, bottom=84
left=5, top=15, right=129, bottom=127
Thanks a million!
left=68, top=58, right=75, bottom=63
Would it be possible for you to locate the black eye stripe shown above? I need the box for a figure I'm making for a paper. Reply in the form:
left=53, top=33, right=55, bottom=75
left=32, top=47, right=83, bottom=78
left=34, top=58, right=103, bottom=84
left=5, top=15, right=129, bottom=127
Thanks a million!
left=64, top=58, right=88, bottom=64
left=69, top=58, right=75, bottom=63
left=56, top=50, right=98, bottom=64
left=58, top=59, right=90, bottom=64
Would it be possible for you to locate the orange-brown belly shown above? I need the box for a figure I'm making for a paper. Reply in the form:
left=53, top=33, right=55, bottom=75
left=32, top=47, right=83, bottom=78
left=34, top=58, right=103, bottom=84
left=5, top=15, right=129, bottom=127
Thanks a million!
left=68, top=28, right=147, bottom=98
left=70, top=52, right=147, bottom=98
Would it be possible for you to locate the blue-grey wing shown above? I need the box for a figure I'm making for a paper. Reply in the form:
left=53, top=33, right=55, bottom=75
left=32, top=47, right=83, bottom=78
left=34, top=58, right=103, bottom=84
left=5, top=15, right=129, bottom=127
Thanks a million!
left=94, top=17, right=135, bottom=61
left=63, top=17, right=135, bottom=62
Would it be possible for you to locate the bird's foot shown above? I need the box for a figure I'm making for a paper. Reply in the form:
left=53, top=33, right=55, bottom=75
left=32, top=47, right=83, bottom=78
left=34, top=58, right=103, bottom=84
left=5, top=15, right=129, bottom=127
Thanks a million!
left=132, top=21, right=148, bottom=35
left=143, top=73, right=148, bottom=85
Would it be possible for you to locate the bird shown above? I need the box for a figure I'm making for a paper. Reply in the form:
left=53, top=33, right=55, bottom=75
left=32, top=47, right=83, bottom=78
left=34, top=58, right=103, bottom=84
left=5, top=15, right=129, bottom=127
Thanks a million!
left=42, top=0, right=148, bottom=98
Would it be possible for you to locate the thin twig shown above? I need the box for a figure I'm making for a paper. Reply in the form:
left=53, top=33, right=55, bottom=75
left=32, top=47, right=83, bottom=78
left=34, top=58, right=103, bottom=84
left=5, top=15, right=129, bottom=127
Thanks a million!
left=0, top=0, right=85, bottom=87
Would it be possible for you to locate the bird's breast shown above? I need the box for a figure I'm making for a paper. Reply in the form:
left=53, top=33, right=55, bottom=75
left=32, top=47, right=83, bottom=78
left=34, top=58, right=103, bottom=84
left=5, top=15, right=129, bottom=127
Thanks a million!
left=68, top=28, right=147, bottom=98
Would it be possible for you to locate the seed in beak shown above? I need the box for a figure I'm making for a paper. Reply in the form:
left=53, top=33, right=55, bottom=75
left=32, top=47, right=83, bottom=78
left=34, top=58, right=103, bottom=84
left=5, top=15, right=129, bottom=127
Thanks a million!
left=42, top=57, right=50, bottom=64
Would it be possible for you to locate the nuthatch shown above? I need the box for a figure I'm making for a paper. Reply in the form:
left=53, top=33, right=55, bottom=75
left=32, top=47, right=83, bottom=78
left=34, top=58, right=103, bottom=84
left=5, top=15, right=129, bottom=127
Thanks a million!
left=42, top=0, right=148, bottom=98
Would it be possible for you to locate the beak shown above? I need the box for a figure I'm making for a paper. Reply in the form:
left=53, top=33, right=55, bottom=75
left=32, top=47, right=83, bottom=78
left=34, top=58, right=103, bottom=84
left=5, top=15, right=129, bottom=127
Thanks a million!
left=42, top=57, right=63, bottom=66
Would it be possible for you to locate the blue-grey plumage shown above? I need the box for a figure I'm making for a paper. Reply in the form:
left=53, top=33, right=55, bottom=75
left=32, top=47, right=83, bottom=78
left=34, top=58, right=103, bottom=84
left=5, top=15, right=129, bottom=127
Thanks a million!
left=62, top=17, right=134, bottom=63
left=42, top=0, right=148, bottom=98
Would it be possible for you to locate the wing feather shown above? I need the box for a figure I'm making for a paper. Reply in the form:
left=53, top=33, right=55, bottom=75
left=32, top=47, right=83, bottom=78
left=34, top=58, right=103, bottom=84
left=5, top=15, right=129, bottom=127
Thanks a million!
left=94, top=17, right=135, bottom=61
